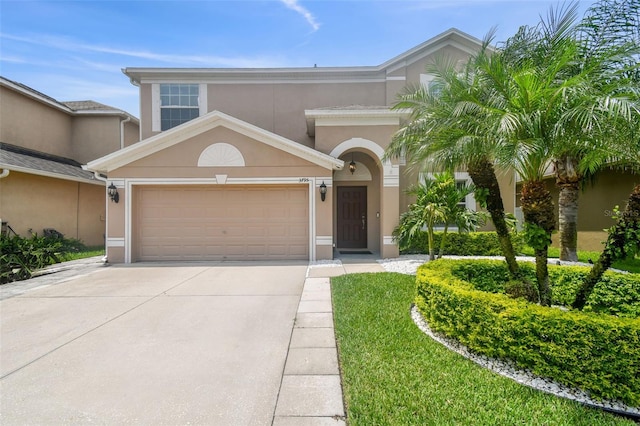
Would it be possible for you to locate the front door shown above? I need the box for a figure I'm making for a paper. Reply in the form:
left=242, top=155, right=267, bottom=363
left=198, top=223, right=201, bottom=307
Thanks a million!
left=337, top=186, right=367, bottom=249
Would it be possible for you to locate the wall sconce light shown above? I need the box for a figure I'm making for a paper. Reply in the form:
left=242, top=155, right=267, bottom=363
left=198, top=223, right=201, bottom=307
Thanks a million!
left=349, top=154, right=356, bottom=174
left=108, top=183, right=119, bottom=203
left=319, top=181, right=327, bottom=202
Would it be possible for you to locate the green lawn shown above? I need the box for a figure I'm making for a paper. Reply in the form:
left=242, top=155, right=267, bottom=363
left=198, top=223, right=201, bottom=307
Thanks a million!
left=519, top=246, right=640, bottom=274
left=59, top=246, right=104, bottom=262
left=331, top=272, right=635, bottom=425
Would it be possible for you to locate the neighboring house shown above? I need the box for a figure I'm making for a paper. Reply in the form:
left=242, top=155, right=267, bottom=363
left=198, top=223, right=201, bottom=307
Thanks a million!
left=87, top=28, right=517, bottom=263
left=0, top=77, right=139, bottom=246
left=516, top=168, right=640, bottom=252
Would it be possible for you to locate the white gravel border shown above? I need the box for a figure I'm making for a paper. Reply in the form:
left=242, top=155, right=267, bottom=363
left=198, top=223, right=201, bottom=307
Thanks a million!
left=411, top=305, right=639, bottom=418
left=382, top=254, right=639, bottom=419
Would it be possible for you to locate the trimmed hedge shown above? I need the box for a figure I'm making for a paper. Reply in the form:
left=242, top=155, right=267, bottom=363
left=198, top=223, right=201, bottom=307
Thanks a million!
left=449, top=261, right=640, bottom=318
left=415, top=259, right=640, bottom=406
left=401, top=231, right=524, bottom=256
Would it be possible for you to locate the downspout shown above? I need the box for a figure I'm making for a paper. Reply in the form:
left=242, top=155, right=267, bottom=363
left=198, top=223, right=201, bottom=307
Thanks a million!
left=0, top=169, right=9, bottom=178
left=85, top=169, right=109, bottom=262
left=120, top=115, right=131, bottom=149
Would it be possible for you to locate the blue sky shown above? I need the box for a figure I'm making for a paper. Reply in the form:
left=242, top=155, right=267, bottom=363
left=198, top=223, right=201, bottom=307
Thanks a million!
left=1, top=0, right=596, bottom=117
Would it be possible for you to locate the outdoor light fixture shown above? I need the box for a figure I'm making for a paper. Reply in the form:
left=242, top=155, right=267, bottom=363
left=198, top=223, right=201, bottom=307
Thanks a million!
left=108, top=183, right=119, bottom=203
left=319, top=181, right=327, bottom=202
left=349, top=154, right=356, bottom=174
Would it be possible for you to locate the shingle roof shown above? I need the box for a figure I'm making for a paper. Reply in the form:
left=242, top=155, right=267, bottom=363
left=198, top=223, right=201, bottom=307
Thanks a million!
left=0, top=142, right=99, bottom=183
left=62, top=100, right=124, bottom=112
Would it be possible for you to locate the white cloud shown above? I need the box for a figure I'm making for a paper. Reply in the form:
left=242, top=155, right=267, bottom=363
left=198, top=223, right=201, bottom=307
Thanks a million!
left=0, top=32, right=290, bottom=68
left=280, top=0, right=320, bottom=31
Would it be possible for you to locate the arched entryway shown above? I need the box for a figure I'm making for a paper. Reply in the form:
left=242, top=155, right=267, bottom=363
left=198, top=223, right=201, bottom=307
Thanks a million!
left=330, top=138, right=399, bottom=257
left=333, top=150, right=381, bottom=254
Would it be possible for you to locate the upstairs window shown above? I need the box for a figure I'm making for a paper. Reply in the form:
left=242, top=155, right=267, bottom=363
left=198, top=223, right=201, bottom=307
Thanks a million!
left=160, top=83, right=200, bottom=130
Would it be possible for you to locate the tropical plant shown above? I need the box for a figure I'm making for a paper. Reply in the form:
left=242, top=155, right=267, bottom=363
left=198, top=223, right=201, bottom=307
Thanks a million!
left=500, top=0, right=640, bottom=262
left=392, top=172, right=482, bottom=260
left=386, top=38, right=525, bottom=282
left=573, top=126, right=640, bottom=309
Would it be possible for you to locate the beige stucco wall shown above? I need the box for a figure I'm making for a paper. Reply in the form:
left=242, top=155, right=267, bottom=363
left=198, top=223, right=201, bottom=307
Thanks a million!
left=139, top=81, right=387, bottom=143
left=543, top=169, right=639, bottom=251
left=112, top=127, right=328, bottom=179
left=123, top=120, right=140, bottom=148
left=0, top=86, right=73, bottom=158
left=0, top=171, right=105, bottom=246
left=71, top=116, right=122, bottom=163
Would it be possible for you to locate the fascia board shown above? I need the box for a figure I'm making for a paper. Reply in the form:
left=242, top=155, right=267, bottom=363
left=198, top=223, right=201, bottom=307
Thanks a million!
left=305, top=109, right=410, bottom=119
left=123, top=29, right=490, bottom=86
left=1, top=78, right=74, bottom=114
left=380, top=28, right=488, bottom=72
left=1, top=164, right=104, bottom=186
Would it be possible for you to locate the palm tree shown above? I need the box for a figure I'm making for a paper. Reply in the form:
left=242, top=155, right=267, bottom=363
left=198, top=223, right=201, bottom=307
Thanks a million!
left=393, top=172, right=483, bottom=260
left=500, top=0, right=640, bottom=261
left=393, top=179, right=448, bottom=261
left=432, top=173, right=485, bottom=258
left=386, top=41, right=526, bottom=282
left=573, top=117, right=640, bottom=309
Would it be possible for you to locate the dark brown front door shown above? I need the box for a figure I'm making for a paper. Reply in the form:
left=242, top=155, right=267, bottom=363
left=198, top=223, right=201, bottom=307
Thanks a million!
left=337, top=186, right=367, bottom=249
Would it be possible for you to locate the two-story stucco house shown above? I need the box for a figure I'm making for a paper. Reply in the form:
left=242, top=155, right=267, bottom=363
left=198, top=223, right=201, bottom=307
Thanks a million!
left=86, top=28, right=518, bottom=263
left=0, top=77, right=139, bottom=246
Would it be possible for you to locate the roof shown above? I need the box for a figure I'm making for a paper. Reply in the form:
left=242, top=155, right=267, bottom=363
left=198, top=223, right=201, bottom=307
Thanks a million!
left=63, top=100, right=124, bottom=112
left=0, top=76, right=138, bottom=121
left=0, top=142, right=102, bottom=185
left=123, top=28, right=487, bottom=85
left=86, top=110, right=344, bottom=174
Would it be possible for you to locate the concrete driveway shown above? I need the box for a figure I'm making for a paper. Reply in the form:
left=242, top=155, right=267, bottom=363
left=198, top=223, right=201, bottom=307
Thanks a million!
left=0, top=261, right=331, bottom=425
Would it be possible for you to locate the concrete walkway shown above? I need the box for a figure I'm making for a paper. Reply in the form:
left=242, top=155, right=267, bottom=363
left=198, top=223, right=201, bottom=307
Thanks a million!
left=0, top=257, right=385, bottom=425
left=274, top=258, right=385, bottom=425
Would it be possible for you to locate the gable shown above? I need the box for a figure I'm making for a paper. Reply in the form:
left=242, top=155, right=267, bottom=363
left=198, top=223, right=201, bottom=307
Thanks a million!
left=86, top=110, right=344, bottom=174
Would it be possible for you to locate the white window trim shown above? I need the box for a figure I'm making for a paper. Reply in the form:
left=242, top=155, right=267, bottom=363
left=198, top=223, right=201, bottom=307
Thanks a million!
left=151, top=83, right=160, bottom=132
left=151, top=83, right=206, bottom=132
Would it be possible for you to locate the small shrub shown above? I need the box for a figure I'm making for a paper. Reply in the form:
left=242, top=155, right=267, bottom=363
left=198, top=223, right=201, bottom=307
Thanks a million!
left=0, top=234, right=88, bottom=284
left=401, top=231, right=524, bottom=256
left=415, top=259, right=640, bottom=406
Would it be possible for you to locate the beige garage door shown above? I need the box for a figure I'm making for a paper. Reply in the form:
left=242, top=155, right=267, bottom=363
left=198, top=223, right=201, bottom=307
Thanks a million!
left=135, top=185, right=309, bottom=261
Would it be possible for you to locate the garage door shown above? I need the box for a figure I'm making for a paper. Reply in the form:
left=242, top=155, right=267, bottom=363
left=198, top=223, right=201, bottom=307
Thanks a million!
left=135, top=185, right=309, bottom=261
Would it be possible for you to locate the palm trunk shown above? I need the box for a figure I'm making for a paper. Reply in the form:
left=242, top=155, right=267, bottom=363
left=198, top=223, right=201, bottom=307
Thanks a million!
left=427, top=228, right=436, bottom=261
left=535, top=248, right=552, bottom=306
left=521, top=180, right=556, bottom=306
left=438, top=224, right=449, bottom=259
left=555, top=156, right=581, bottom=262
left=573, top=184, right=640, bottom=309
left=467, top=160, right=520, bottom=277
left=558, top=183, right=579, bottom=261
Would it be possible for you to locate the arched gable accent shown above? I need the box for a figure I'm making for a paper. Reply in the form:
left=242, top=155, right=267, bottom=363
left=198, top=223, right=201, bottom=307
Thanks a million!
left=329, top=138, right=384, bottom=161
left=197, top=142, right=245, bottom=167
left=330, top=138, right=398, bottom=187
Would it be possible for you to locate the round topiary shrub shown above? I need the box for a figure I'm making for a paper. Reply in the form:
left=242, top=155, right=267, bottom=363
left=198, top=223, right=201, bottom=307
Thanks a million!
left=415, top=259, right=640, bottom=407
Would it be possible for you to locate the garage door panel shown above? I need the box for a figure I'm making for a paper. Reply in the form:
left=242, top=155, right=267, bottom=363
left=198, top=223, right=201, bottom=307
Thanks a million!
left=136, top=185, right=309, bottom=261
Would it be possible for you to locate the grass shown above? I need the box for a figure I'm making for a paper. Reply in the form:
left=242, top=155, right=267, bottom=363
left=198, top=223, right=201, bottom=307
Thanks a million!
left=59, top=246, right=104, bottom=262
left=331, top=272, right=635, bottom=425
left=519, top=246, right=640, bottom=273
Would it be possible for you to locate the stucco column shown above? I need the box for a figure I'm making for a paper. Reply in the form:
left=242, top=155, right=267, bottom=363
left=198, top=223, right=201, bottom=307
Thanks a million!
left=381, top=162, right=400, bottom=258
left=315, top=178, right=334, bottom=260
left=105, top=179, right=126, bottom=263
